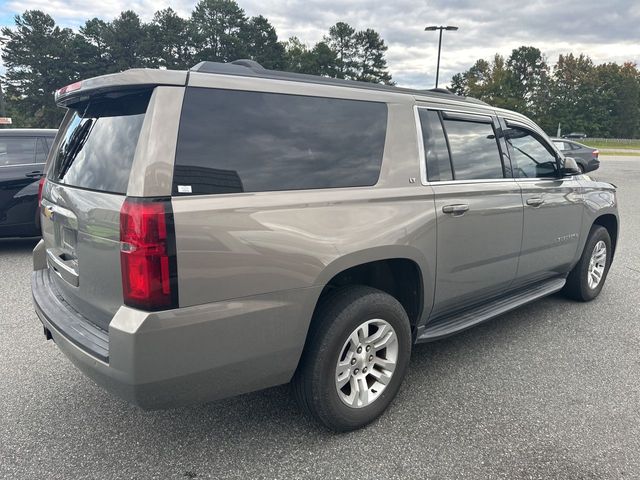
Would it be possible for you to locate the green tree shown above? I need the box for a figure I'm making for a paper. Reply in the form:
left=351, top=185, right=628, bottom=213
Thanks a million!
left=283, top=37, right=317, bottom=74
left=326, top=22, right=357, bottom=79
left=76, top=18, right=111, bottom=77
left=615, top=63, right=640, bottom=137
left=447, top=47, right=640, bottom=137
left=240, top=15, right=284, bottom=69
left=597, top=62, right=640, bottom=138
left=354, top=28, right=392, bottom=84
left=450, top=56, right=519, bottom=110
left=1, top=5, right=396, bottom=127
left=76, top=11, right=149, bottom=73
left=146, top=8, right=192, bottom=69
left=506, top=46, right=549, bottom=118
left=105, top=11, right=149, bottom=70
left=283, top=37, right=338, bottom=76
left=450, top=58, right=491, bottom=96
left=311, top=41, right=338, bottom=77
left=323, top=23, right=393, bottom=84
left=449, top=72, right=466, bottom=96
left=189, top=0, right=247, bottom=63
left=1, top=10, right=79, bottom=127
left=548, top=53, right=605, bottom=136
left=0, top=81, right=7, bottom=118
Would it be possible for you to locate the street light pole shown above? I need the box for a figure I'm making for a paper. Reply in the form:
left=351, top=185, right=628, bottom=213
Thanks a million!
left=424, top=25, right=458, bottom=88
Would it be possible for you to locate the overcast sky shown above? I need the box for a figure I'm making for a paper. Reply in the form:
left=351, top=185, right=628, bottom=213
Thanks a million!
left=0, top=0, right=638, bottom=88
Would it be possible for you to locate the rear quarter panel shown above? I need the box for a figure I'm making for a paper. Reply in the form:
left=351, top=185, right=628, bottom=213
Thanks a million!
left=172, top=187, right=436, bottom=307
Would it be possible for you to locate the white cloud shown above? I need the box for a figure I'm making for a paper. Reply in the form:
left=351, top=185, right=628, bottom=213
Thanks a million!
left=1, top=0, right=638, bottom=88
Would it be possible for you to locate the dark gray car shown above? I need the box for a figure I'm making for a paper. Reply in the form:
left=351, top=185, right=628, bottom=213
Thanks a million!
left=552, top=138, right=600, bottom=173
left=0, top=129, right=56, bottom=237
left=31, top=60, right=619, bottom=432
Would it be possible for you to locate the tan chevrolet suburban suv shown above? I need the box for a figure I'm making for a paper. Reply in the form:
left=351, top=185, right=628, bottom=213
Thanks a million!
left=32, top=60, right=618, bottom=431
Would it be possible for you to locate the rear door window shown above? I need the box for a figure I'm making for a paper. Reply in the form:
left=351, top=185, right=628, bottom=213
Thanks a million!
left=418, top=109, right=453, bottom=182
left=0, top=137, right=36, bottom=166
left=50, top=90, right=151, bottom=194
left=173, top=88, right=387, bottom=195
left=442, top=117, right=504, bottom=180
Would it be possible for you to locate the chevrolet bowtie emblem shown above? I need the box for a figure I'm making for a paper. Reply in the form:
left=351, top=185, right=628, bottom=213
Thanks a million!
left=44, top=205, right=54, bottom=220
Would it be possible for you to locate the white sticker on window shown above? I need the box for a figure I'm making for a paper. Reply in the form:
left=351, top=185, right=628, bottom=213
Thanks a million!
left=177, top=185, right=192, bottom=193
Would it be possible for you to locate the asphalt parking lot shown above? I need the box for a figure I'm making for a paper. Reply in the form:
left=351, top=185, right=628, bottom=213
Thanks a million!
left=1, top=156, right=639, bottom=480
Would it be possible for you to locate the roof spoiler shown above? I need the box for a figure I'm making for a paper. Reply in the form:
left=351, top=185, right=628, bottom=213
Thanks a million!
left=55, top=69, right=188, bottom=107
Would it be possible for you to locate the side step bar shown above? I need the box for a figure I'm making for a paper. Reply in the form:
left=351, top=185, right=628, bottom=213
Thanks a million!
left=416, top=277, right=566, bottom=343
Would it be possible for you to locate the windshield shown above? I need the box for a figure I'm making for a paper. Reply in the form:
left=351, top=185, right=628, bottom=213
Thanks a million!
left=50, top=89, right=151, bottom=194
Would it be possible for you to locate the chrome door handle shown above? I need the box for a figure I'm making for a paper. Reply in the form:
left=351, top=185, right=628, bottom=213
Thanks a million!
left=442, top=204, right=469, bottom=215
left=526, top=197, right=544, bottom=207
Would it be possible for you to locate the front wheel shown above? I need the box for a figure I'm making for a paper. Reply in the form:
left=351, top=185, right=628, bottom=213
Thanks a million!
left=293, top=286, right=412, bottom=432
left=563, top=225, right=612, bottom=301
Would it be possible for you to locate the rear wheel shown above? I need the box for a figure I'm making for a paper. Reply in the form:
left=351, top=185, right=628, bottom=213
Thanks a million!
left=563, top=225, right=612, bottom=301
left=293, top=286, right=411, bottom=432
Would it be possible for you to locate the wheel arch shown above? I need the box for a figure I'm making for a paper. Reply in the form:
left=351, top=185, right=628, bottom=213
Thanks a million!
left=593, top=213, right=618, bottom=257
left=310, top=246, right=431, bottom=335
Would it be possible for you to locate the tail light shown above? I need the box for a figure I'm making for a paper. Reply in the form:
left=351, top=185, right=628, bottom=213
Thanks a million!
left=120, top=198, right=178, bottom=311
left=38, top=177, right=46, bottom=207
left=593, top=149, right=599, bottom=159
left=55, top=81, right=82, bottom=100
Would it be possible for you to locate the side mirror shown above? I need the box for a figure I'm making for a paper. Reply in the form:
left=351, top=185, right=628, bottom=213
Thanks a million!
left=559, top=156, right=582, bottom=176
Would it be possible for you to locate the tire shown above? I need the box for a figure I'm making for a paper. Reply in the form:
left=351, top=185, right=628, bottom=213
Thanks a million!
left=293, top=285, right=412, bottom=432
left=563, top=225, right=612, bottom=301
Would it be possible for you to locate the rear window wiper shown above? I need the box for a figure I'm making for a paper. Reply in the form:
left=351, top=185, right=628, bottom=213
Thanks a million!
left=57, top=118, right=94, bottom=180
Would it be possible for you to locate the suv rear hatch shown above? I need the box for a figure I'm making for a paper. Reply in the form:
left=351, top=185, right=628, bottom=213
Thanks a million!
left=41, top=89, right=151, bottom=331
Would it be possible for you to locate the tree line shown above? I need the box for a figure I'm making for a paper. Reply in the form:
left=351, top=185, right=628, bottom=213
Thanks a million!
left=0, top=0, right=393, bottom=127
left=1, top=2, right=638, bottom=139
left=451, top=46, right=640, bottom=138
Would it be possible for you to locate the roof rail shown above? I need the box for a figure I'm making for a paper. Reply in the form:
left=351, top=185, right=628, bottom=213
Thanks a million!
left=189, top=59, right=491, bottom=106
left=230, top=59, right=265, bottom=70
left=428, top=87, right=454, bottom=95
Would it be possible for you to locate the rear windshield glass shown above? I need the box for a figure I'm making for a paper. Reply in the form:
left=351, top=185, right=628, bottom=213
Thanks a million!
left=173, top=88, right=387, bottom=195
left=50, top=90, right=151, bottom=194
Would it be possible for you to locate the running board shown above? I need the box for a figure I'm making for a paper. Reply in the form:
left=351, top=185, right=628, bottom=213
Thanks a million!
left=416, top=277, right=566, bottom=342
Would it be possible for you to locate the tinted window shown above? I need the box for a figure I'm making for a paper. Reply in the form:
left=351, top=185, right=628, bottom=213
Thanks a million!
left=174, top=88, right=387, bottom=195
left=36, top=137, right=49, bottom=163
left=418, top=109, right=452, bottom=181
left=0, top=137, right=35, bottom=166
left=506, top=127, right=558, bottom=178
left=443, top=118, right=504, bottom=180
left=51, top=90, right=150, bottom=194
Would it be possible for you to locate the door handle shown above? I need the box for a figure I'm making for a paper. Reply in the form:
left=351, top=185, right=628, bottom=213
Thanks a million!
left=442, top=204, right=469, bottom=215
left=526, top=197, right=544, bottom=207
left=25, top=171, right=43, bottom=178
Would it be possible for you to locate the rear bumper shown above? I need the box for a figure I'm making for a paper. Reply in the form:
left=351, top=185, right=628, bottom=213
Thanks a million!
left=32, top=243, right=320, bottom=409
left=584, top=158, right=600, bottom=172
